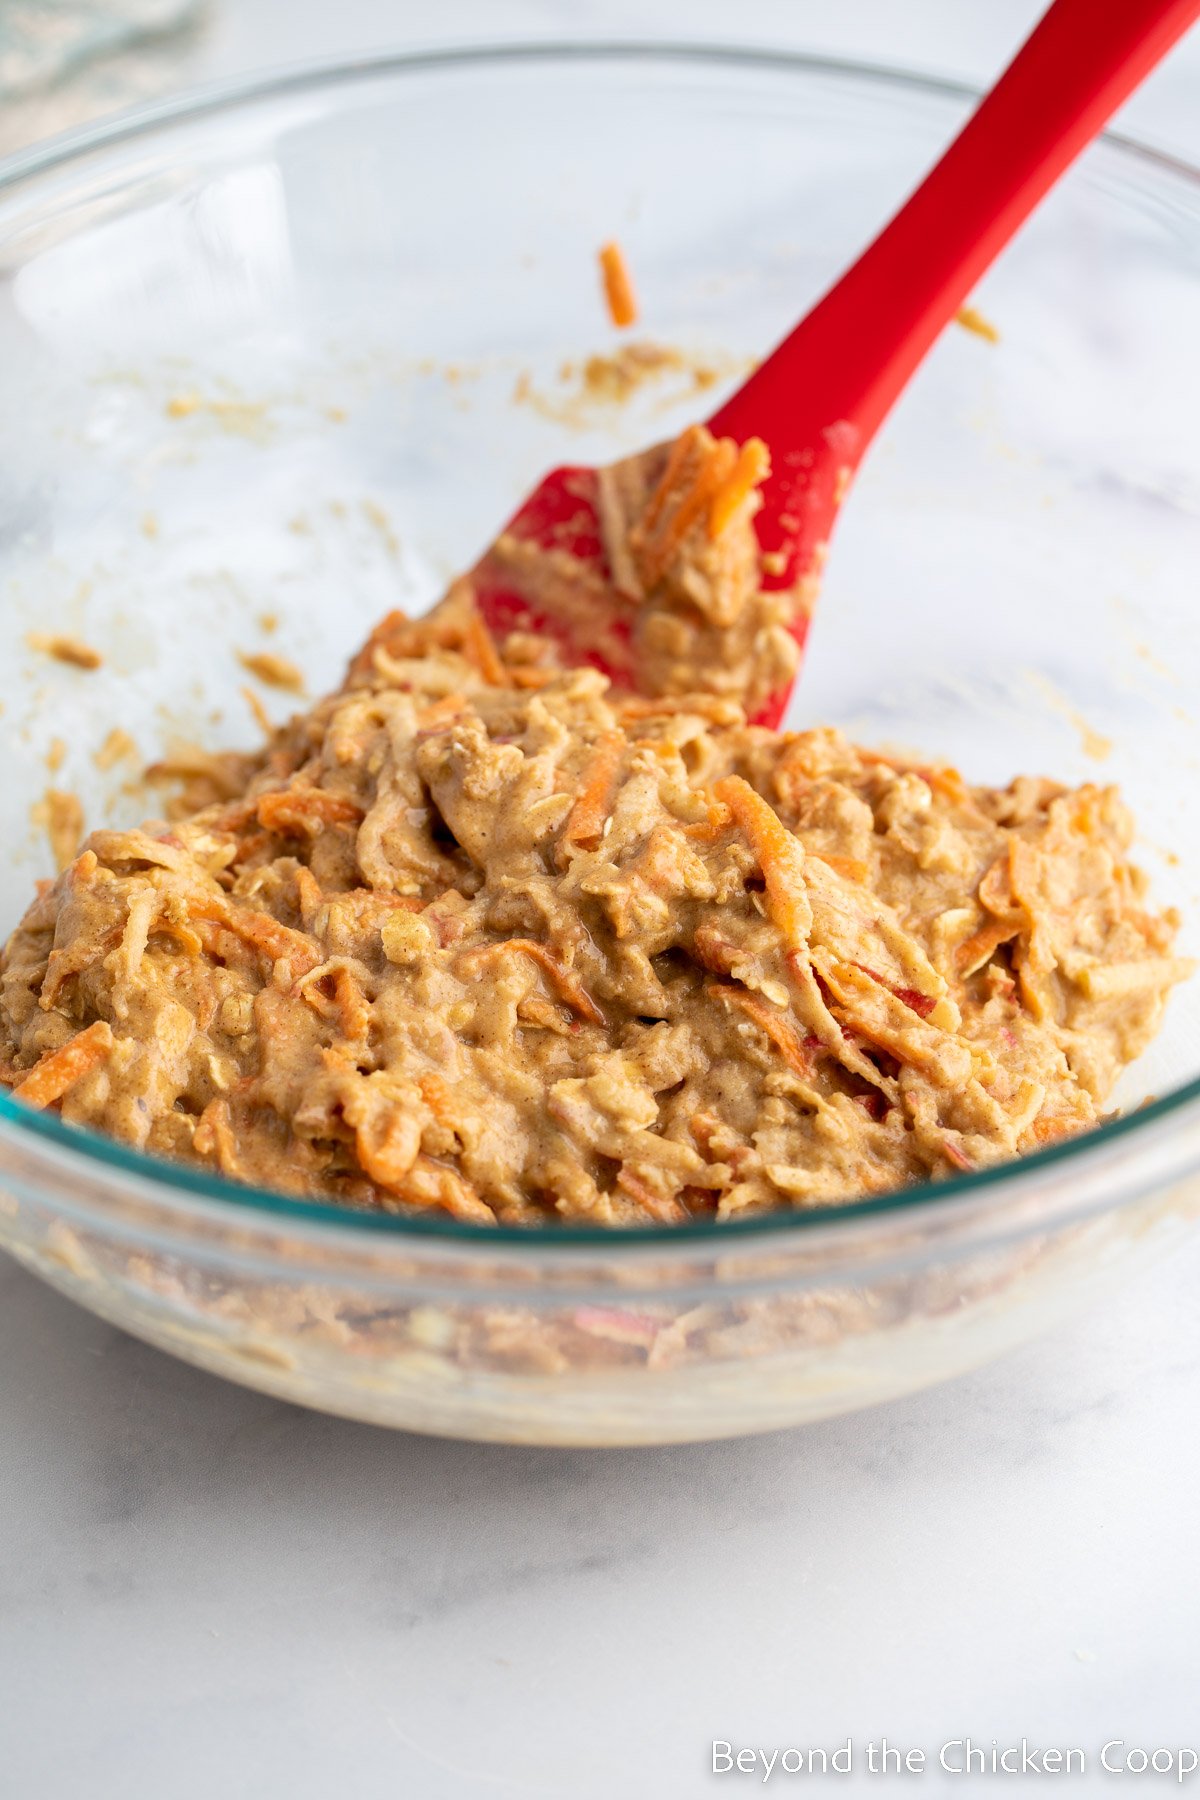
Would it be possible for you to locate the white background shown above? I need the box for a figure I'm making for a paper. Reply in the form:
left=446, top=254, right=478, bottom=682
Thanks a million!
left=3, top=5, right=1200, bottom=1797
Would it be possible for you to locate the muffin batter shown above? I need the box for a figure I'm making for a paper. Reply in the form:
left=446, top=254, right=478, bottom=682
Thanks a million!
left=0, top=429, right=1188, bottom=1225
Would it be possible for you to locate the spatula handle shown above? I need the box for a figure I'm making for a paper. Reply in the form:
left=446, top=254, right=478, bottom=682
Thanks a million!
left=710, top=0, right=1200, bottom=463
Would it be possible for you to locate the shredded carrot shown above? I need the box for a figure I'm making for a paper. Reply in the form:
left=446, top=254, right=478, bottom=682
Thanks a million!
left=234, top=909, right=322, bottom=975
left=599, top=240, right=638, bottom=329
left=810, top=851, right=869, bottom=884
left=460, top=938, right=605, bottom=1027
left=397, top=1153, right=495, bottom=1225
left=242, top=684, right=274, bottom=738
left=229, top=832, right=271, bottom=868
left=293, top=864, right=324, bottom=927
left=708, top=983, right=814, bottom=1080
left=977, top=853, right=1016, bottom=918
left=617, top=693, right=743, bottom=725
left=819, top=962, right=944, bottom=1072
left=1070, top=794, right=1100, bottom=838
left=296, top=963, right=371, bottom=1041
left=955, top=305, right=999, bottom=344
left=256, top=787, right=364, bottom=835
left=559, top=730, right=625, bottom=856
left=1028, top=1113, right=1073, bottom=1145
left=186, top=892, right=322, bottom=976
left=1008, top=836, right=1045, bottom=909
left=639, top=426, right=703, bottom=538
left=417, top=693, right=470, bottom=729
left=193, top=1096, right=244, bottom=1178
left=462, top=609, right=507, bottom=686
left=644, top=450, right=735, bottom=581
left=918, top=764, right=971, bottom=808
left=707, top=437, right=770, bottom=538
left=713, top=775, right=810, bottom=950
left=957, top=917, right=1020, bottom=976
left=346, top=608, right=409, bottom=678
left=515, top=996, right=572, bottom=1033
left=691, top=922, right=739, bottom=976
left=350, top=1101, right=422, bottom=1193
left=299, top=980, right=338, bottom=1024
left=686, top=796, right=734, bottom=835
left=27, top=632, right=102, bottom=671
left=12, top=1020, right=114, bottom=1109
left=615, top=1164, right=686, bottom=1224
left=682, top=814, right=733, bottom=845
left=333, top=966, right=371, bottom=1042
left=326, top=1058, right=424, bottom=1194
left=636, top=432, right=736, bottom=585
left=418, top=1070, right=459, bottom=1127
left=689, top=1111, right=722, bottom=1157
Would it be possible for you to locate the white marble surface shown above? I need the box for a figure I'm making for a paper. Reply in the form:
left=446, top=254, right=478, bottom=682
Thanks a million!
left=4, top=5, right=1200, bottom=1796
left=6, top=1243, right=1200, bottom=1797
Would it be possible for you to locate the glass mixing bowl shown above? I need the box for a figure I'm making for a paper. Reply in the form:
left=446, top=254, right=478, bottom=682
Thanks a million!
left=2, top=46, right=1200, bottom=1445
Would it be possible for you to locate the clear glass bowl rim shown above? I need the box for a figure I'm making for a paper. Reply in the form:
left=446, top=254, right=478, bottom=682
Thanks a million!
left=2, top=38, right=1199, bottom=1251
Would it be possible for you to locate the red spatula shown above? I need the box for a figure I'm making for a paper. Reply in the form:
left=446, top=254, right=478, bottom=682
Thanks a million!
left=471, top=0, right=1199, bottom=726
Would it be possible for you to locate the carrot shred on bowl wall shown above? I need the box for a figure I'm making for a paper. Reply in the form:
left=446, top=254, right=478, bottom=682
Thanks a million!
left=599, top=240, right=638, bottom=329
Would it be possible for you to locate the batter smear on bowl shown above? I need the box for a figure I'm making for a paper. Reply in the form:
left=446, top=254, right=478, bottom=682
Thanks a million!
left=0, top=431, right=1189, bottom=1225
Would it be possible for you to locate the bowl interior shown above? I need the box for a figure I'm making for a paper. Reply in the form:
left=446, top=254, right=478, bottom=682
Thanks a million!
left=1, top=46, right=1199, bottom=1200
